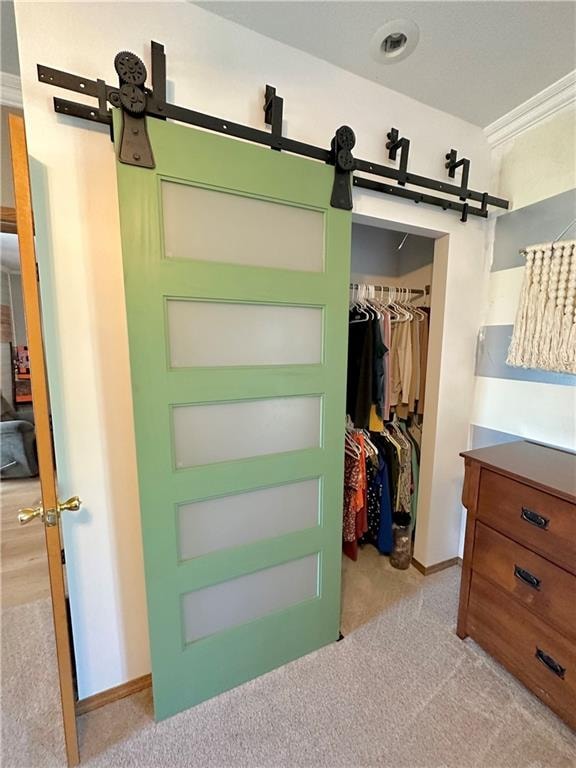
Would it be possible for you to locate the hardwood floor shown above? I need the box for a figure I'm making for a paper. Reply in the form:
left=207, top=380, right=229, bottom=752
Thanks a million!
left=1, top=476, right=50, bottom=607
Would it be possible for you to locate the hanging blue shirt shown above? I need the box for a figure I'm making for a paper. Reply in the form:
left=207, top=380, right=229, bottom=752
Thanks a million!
left=376, top=455, right=394, bottom=554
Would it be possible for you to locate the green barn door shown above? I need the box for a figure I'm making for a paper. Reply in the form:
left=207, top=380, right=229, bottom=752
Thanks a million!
left=115, top=112, right=351, bottom=720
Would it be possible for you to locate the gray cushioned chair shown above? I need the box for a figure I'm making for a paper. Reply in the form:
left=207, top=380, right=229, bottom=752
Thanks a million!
left=1, top=395, right=38, bottom=478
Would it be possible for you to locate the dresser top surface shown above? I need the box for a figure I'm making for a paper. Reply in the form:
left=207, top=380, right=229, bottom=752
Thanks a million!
left=461, top=441, right=576, bottom=502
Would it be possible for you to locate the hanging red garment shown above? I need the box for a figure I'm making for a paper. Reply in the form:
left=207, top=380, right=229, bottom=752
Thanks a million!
left=355, top=434, right=369, bottom=540
left=342, top=433, right=368, bottom=561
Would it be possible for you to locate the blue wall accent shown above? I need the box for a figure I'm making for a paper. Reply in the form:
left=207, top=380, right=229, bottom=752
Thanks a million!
left=475, top=324, right=576, bottom=386
left=492, top=189, right=576, bottom=272
left=469, top=425, right=521, bottom=449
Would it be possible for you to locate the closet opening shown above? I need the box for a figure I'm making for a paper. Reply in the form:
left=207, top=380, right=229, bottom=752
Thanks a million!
left=340, top=218, right=439, bottom=637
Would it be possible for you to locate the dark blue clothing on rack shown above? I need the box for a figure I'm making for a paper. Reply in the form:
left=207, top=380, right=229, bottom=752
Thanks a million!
left=376, top=455, right=394, bottom=554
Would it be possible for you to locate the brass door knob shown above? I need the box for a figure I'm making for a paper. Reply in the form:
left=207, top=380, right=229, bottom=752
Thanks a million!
left=58, top=496, right=81, bottom=513
left=18, top=504, right=44, bottom=525
left=17, top=496, right=81, bottom=527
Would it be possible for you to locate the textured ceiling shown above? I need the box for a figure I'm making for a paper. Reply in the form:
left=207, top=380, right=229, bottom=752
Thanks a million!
left=195, top=1, right=576, bottom=126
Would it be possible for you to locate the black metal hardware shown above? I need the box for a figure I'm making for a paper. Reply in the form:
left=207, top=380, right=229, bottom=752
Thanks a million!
left=337, top=632, right=345, bottom=641
left=54, top=97, right=111, bottom=126
left=445, top=149, right=470, bottom=200
left=514, top=565, right=541, bottom=590
left=353, top=157, right=506, bottom=209
left=114, top=51, right=155, bottom=168
left=353, top=177, right=487, bottom=219
left=37, top=41, right=510, bottom=219
left=330, top=125, right=355, bottom=211
left=386, top=128, right=410, bottom=186
left=445, top=149, right=471, bottom=222
left=521, top=507, right=550, bottom=530
left=535, top=648, right=566, bottom=679
left=264, top=85, right=283, bottom=151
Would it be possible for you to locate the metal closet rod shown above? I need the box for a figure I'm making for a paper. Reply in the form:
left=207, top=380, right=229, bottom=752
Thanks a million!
left=36, top=40, right=509, bottom=221
left=350, top=283, right=430, bottom=297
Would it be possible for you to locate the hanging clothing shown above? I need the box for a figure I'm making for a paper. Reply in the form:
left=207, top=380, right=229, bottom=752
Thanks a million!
left=381, top=311, right=392, bottom=421
left=344, top=284, right=430, bottom=563
left=417, top=309, right=430, bottom=415
left=346, top=311, right=373, bottom=429
left=372, top=319, right=386, bottom=420
left=408, top=315, right=421, bottom=413
left=342, top=432, right=370, bottom=561
left=376, top=457, right=394, bottom=555
left=397, top=320, right=412, bottom=407
left=388, top=421, right=412, bottom=516
left=343, top=451, right=361, bottom=544
left=400, top=421, right=420, bottom=530
left=389, top=319, right=412, bottom=408
left=362, top=453, right=382, bottom=547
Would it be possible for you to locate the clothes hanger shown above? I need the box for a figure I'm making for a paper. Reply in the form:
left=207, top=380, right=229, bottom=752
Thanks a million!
left=382, top=286, right=400, bottom=321
left=360, top=429, right=379, bottom=455
left=359, top=284, right=377, bottom=320
left=393, top=287, right=412, bottom=322
left=381, top=426, right=402, bottom=453
left=344, top=431, right=362, bottom=459
left=345, top=442, right=360, bottom=459
left=386, top=286, right=401, bottom=318
left=349, top=283, right=370, bottom=323
left=366, top=285, right=382, bottom=319
left=407, top=288, right=427, bottom=320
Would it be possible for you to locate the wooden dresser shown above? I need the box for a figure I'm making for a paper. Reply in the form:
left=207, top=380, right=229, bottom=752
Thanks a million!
left=458, top=441, right=576, bottom=730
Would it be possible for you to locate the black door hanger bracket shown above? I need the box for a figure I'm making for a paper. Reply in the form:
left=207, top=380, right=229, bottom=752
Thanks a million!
left=38, top=41, right=509, bottom=221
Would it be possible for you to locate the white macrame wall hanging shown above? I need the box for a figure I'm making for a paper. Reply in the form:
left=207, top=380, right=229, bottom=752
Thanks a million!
left=507, top=239, right=576, bottom=374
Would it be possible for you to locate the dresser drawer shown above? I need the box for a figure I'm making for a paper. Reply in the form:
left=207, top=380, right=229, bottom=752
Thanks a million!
left=473, top=523, right=576, bottom=641
left=477, top=469, right=576, bottom=575
left=468, top=572, right=576, bottom=729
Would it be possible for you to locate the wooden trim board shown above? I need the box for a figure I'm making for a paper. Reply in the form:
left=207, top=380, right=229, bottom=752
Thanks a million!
left=76, top=674, right=152, bottom=715
left=10, top=113, right=80, bottom=767
left=412, top=556, right=462, bottom=576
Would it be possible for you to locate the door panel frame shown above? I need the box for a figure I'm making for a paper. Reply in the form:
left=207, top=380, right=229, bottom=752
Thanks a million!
left=116, top=112, right=351, bottom=719
left=9, top=113, right=80, bottom=767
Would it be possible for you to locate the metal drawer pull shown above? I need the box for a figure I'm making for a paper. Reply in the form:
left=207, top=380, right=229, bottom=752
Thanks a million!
left=535, top=648, right=566, bottom=679
left=514, top=565, right=541, bottom=590
left=521, top=507, right=549, bottom=530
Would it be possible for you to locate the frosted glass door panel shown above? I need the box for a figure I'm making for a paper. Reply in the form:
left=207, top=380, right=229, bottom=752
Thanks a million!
left=182, top=554, right=318, bottom=643
left=173, top=396, right=321, bottom=467
left=167, top=300, right=323, bottom=367
left=178, top=478, right=320, bottom=560
left=162, top=182, right=324, bottom=272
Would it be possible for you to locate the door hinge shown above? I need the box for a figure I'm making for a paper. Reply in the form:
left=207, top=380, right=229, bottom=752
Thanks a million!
left=61, top=548, right=66, bottom=565
left=35, top=261, right=40, bottom=281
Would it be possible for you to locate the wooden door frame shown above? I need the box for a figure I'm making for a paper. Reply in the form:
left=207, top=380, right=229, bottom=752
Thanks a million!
left=9, top=113, right=80, bottom=766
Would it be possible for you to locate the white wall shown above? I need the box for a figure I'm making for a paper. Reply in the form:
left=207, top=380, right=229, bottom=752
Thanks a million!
left=351, top=224, right=433, bottom=275
left=350, top=223, right=434, bottom=287
left=15, top=1, right=493, bottom=697
left=472, top=106, right=576, bottom=452
left=490, top=107, right=576, bottom=213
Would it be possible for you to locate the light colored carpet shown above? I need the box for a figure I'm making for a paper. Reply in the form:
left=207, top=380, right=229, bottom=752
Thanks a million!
left=2, top=554, right=576, bottom=767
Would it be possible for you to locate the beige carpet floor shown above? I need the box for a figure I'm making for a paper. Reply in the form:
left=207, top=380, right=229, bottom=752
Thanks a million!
left=2, top=553, right=576, bottom=767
